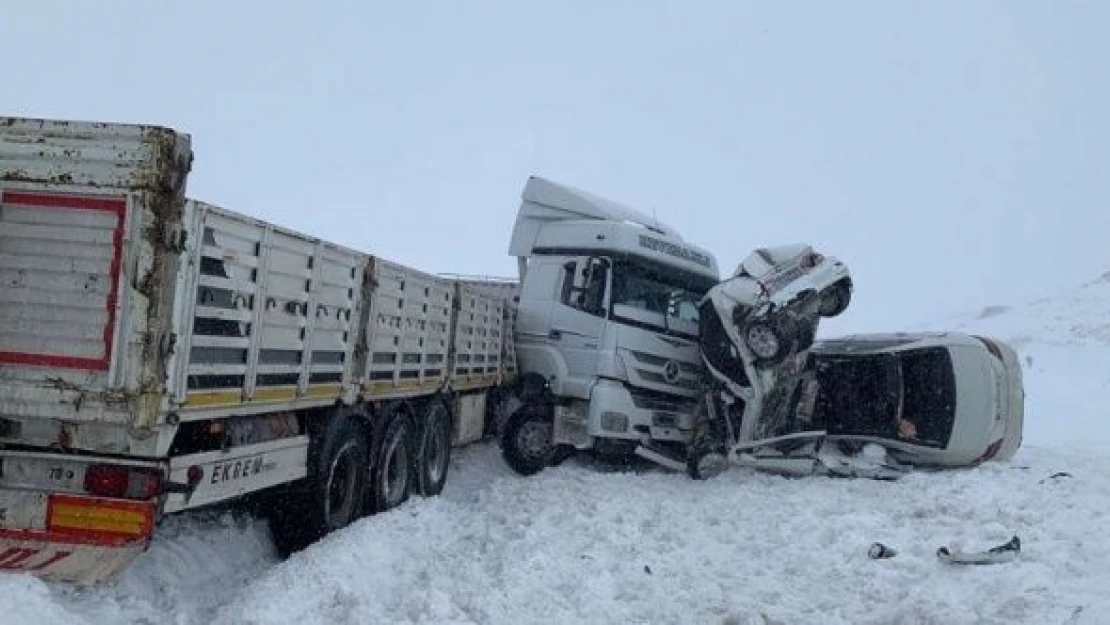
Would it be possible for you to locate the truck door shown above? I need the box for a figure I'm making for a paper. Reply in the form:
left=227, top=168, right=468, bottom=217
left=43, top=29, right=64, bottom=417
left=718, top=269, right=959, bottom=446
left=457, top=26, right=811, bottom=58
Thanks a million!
left=551, top=256, right=609, bottom=397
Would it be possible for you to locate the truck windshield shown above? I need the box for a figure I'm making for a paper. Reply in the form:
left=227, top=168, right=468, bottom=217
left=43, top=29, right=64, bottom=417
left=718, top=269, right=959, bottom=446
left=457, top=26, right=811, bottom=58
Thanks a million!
left=609, top=259, right=712, bottom=337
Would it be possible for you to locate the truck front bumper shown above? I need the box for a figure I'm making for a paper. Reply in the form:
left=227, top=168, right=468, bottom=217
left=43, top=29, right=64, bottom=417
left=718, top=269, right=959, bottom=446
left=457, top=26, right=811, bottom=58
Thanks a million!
left=587, top=380, right=697, bottom=444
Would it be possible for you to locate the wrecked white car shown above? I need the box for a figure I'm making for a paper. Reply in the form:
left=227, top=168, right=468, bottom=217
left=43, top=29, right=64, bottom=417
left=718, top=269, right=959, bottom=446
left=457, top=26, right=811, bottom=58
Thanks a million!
left=701, top=243, right=852, bottom=368
left=689, top=331, right=1025, bottom=480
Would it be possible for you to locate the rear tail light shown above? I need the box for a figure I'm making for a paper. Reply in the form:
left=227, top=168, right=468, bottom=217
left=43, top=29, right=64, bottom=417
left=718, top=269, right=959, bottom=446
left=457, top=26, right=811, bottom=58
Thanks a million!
left=84, top=464, right=162, bottom=500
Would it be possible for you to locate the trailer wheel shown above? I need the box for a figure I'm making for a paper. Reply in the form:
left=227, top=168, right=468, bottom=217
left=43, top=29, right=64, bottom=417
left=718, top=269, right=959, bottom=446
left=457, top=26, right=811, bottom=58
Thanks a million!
left=371, top=409, right=413, bottom=512
left=500, top=405, right=555, bottom=476
left=414, top=398, right=452, bottom=497
left=269, top=415, right=370, bottom=557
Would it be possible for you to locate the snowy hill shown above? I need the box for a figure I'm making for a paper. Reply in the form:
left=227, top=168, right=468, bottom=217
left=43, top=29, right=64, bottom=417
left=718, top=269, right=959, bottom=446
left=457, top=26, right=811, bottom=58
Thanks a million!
left=930, top=272, right=1110, bottom=451
left=5, top=275, right=1110, bottom=624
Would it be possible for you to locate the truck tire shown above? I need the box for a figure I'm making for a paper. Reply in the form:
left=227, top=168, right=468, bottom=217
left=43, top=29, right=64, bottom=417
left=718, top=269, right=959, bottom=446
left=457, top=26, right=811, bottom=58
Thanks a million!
left=414, top=398, right=452, bottom=497
left=269, top=415, right=370, bottom=557
left=500, top=405, right=555, bottom=476
left=370, top=408, right=413, bottom=513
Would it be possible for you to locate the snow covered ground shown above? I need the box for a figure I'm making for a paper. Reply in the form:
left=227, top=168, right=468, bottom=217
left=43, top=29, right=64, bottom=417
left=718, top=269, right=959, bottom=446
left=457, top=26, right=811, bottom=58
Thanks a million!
left=5, top=274, right=1110, bottom=624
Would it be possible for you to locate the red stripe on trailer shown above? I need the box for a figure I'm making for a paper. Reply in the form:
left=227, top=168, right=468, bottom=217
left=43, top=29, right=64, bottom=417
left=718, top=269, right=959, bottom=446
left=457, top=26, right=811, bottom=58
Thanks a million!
left=0, top=191, right=127, bottom=372
left=2, top=191, right=127, bottom=213
left=0, top=528, right=141, bottom=548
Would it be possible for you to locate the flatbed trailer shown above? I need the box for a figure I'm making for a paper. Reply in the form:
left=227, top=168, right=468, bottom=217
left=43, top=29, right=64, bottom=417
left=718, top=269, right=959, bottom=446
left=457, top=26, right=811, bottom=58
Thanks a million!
left=0, top=115, right=516, bottom=583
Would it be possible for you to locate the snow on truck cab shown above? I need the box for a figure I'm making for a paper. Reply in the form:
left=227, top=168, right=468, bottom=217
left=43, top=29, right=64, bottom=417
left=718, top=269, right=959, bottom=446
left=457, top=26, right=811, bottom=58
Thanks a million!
left=499, top=176, right=721, bottom=474
left=0, top=115, right=519, bottom=584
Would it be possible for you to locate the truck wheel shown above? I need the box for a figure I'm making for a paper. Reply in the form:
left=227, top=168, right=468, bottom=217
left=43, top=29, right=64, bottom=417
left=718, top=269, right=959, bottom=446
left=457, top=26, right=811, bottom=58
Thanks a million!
left=744, top=319, right=787, bottom=364
left=269, top=415, right=370, bottom=557
left=818, top=281, right=852, bottom=317
left=414, top=398, right=452, bottom=497
left=371, top=409, right=413, bottom=512
left=500, top=405, right=555, bottom=476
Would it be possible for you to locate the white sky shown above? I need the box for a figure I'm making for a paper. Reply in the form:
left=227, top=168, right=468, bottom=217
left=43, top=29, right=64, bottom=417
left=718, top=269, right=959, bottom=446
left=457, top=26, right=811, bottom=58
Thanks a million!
left=4, top=1, right=1107, bottom=333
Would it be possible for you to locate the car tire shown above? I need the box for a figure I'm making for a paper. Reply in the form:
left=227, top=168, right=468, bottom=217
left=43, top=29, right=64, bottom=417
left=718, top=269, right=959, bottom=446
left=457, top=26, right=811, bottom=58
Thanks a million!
left=269, top=415, right=370, bottom=557
left=744, top=319, right=788, bottom=365
left=500, top=404, right=556, bottom=476
left=818, top=281, right=852, bottom=317
left=370, top=409, right=414, bottom=513
left=413, top=398, right=452, bottom=497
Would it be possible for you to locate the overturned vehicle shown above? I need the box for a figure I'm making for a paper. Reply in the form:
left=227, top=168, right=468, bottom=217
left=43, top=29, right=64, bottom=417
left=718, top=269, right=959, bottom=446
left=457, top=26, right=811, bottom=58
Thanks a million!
left=689, top=327, right=1026, bottom=480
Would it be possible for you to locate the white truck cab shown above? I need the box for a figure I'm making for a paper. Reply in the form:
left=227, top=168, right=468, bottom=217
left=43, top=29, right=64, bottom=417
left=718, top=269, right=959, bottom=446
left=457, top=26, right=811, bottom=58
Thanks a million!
left=499, top=176, right=720, bottom=474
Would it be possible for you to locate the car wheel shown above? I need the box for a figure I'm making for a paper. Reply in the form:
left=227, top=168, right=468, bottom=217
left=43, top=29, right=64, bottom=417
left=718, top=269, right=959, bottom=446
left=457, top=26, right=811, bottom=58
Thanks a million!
left=500, top=405, right=556, bottom=476
left=744, top=320, right=787, bottom=364
left=413, top=398, right=452, bottom=497
left=818, top=281, right=852, bottom=317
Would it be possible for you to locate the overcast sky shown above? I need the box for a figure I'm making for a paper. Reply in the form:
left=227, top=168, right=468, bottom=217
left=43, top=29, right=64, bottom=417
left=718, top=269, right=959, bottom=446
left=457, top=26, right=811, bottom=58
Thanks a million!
left=4, top=1, right=1107, bottom=333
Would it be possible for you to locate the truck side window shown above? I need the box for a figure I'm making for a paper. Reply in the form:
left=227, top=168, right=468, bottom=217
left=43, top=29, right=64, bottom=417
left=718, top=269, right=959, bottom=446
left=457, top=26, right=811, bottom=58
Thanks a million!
left=560, top=258, right=609, bottom=317
left=581, top=260, right=608, bottom=315
left=560, top=261, right=577, bottom=306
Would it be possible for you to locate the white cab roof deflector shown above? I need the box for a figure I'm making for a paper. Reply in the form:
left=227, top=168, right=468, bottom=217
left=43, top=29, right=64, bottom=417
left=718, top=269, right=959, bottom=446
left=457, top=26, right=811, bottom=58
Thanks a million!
left=509, top=175, right=681, bottom=258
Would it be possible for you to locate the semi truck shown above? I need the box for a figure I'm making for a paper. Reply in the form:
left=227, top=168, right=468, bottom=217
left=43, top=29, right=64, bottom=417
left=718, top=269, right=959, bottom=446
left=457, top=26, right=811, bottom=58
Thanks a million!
left=496, top=176, right=723, bottom=474
left=0, top=116, right=519, bottom=584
